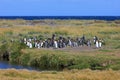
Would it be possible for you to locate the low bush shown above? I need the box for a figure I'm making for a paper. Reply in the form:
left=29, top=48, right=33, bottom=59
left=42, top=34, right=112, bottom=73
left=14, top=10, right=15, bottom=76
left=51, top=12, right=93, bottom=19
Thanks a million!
left=0, top=41, right=27, bottom=63
left=16, top=49, right=120, bottom=70
left=29, top=52, right=76, bottom=70
left=1, top=42, right=120, bottom=71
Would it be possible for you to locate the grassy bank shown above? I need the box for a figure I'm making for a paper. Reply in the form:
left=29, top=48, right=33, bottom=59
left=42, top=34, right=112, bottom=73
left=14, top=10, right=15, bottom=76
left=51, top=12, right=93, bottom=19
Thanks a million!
left=1, top=41, right=120, bottom=70
left=0, top=69, right=120, bottom=80
left=18, top=48, right=120, bottom=70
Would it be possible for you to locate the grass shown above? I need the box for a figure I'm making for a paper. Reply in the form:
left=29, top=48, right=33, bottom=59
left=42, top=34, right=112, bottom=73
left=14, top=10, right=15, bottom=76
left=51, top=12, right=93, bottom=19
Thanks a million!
left=0, top=20, right=120, bottom=37
left=21, top=49, right=120, bottom=70
left=0, top=69, right=120, bottom=80
left=0, top=20, right=120, bottom=49
left=1, top=41, right=119, bottom=71
left=0, top=19, right=120, bottom=79
left=1, top=40, right=120, bottom=70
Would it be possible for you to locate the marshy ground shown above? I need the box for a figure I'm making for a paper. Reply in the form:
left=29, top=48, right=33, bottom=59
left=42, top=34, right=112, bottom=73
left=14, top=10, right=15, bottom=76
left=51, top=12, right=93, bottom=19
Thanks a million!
left=0, top=19, right=120, bottom=80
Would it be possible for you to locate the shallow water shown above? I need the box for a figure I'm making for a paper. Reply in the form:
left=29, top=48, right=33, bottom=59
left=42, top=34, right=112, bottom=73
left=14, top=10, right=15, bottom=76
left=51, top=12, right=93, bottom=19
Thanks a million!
left=0, top=60, right=39, bottom=71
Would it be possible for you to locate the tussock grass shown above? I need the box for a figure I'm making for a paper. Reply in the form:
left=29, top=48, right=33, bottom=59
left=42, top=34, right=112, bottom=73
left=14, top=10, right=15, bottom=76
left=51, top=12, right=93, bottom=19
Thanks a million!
left=0, top=24, right=120, bottom=48
left=0, top=20, right=120, bottom=37
left=0, top=69, right=120, bottom=80
left=17, top=48, right=120, bottom=70
left=0, top=20, right=120, bottom=79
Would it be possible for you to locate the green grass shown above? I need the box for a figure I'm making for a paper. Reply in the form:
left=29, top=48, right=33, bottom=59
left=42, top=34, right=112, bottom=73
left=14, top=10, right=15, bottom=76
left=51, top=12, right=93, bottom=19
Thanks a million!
left=1, top=43, right=118, bottom=71
left=0, top=19, right=120, bottom=71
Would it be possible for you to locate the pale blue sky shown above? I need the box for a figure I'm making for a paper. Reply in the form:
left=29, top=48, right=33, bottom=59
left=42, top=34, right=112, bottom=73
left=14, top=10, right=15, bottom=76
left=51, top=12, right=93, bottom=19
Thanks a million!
left=0, top=0, right=120, bottom=16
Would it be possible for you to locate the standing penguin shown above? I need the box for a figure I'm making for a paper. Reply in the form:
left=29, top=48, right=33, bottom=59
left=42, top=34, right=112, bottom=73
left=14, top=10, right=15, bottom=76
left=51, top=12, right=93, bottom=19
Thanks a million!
left=54, top=40, right=58, bottom=49
left=96, top=40, right=99, bottom=48
left=99, top=39, right=102, bottom=48
left=29, top=42, right=33, bottom=48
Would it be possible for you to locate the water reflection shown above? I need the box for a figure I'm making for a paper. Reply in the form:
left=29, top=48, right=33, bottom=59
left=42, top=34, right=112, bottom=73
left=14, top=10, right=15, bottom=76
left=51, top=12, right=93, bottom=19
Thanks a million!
left=0, top=60, right=39, bottom=71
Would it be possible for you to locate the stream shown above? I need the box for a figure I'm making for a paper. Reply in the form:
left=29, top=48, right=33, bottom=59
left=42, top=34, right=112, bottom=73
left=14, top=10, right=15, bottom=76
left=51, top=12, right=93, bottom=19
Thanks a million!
left=0, top=60, right=40, bottom=71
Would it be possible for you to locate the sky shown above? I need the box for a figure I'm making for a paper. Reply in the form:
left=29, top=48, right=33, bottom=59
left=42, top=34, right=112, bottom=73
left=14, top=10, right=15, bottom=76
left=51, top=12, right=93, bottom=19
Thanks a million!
left=0, top=0, right=120, bottom=16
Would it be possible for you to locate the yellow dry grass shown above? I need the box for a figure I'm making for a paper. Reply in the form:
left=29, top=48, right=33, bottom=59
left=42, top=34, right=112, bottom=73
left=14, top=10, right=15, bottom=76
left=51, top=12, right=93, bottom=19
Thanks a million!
left=0, top=20, right=120, bottom=40
left=0, top=25, right=120, bottom=37
left=0, top=69, right=120, bottom=80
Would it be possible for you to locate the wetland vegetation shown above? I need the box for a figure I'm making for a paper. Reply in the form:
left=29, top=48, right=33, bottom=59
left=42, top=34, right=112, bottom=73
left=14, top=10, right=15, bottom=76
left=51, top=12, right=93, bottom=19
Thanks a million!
left=0, top=19, right=120, bottom=80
